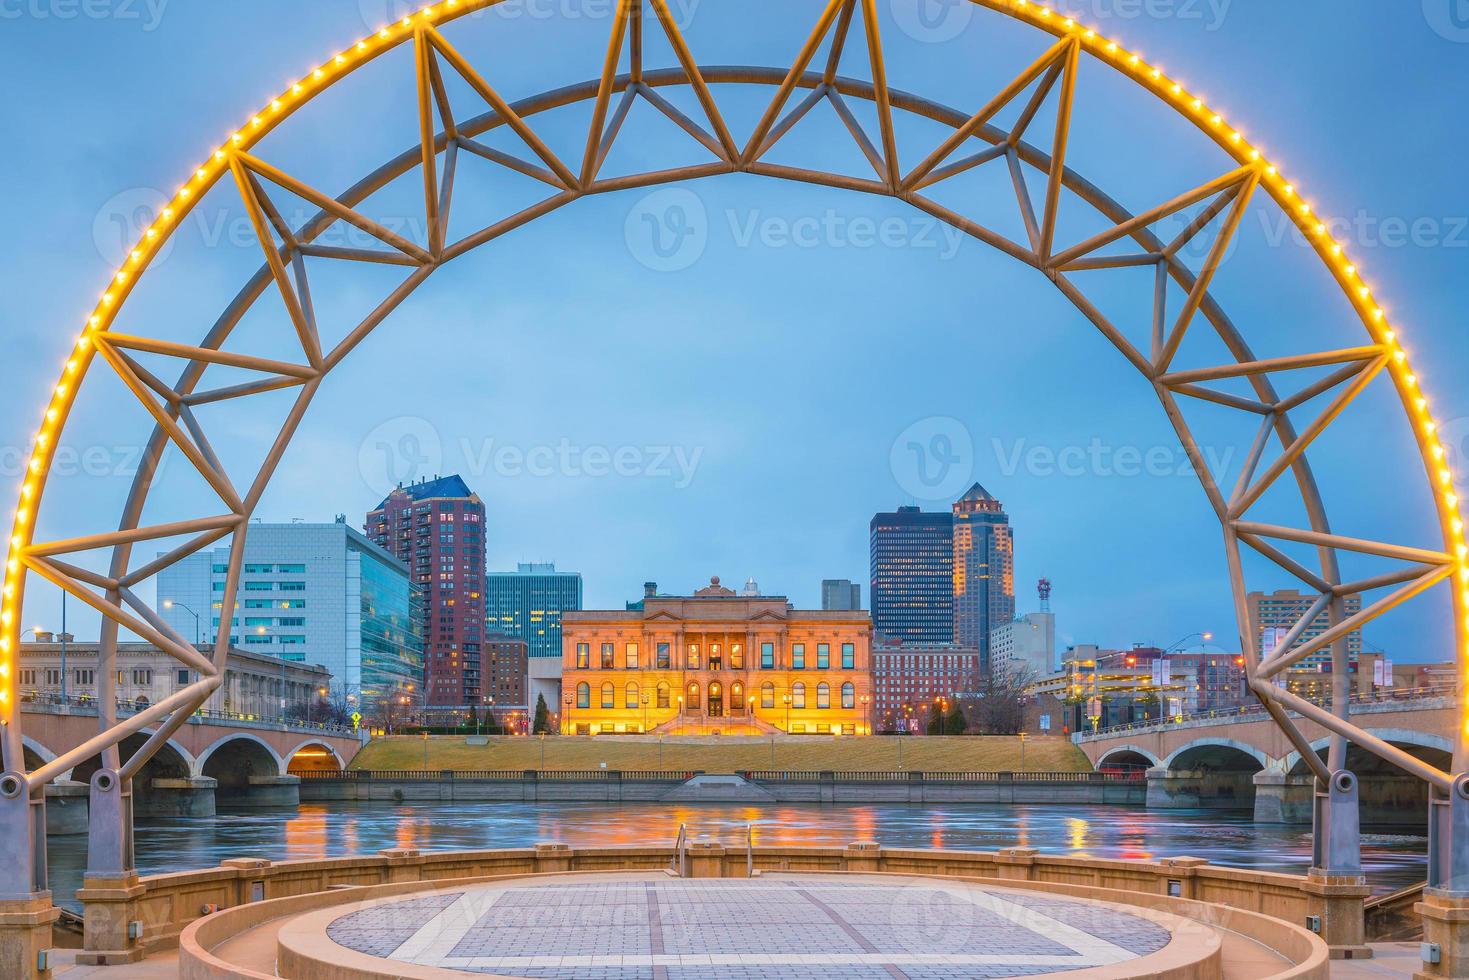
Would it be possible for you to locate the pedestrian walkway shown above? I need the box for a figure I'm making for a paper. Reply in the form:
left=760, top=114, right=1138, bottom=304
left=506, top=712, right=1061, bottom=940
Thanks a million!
left=319, top=874, right=1219, bottom=979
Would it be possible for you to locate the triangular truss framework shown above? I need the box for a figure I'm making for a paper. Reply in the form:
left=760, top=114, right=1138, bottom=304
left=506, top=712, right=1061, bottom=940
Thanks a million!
left=7, top=0, right=1458, bottom=801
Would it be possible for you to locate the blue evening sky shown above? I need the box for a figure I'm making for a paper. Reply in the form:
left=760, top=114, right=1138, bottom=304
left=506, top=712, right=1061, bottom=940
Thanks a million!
left=1, top=1, right=1466, bottom=660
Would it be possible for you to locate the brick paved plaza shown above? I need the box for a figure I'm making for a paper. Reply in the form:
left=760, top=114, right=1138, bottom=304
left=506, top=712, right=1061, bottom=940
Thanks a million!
left=323, top=875, right=1176, bottom=979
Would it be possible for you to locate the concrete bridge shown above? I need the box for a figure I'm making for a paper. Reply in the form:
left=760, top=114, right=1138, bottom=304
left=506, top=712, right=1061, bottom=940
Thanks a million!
left=1073, top=690, right=1455, bottom=825
left=19, top=701, right=363, bottom=833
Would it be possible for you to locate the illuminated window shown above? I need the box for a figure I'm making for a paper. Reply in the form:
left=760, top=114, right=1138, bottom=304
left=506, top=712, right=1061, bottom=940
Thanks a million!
left=687, top=644, right=700, bottom=670
left=601, top=643, right=615, bottom=669
left=793, top=682, right=806, bottom=709
left=730, top=644, right=744, bottom=670
left=625, top=643, right=639, bottom=670
left=686, top=682, right=700, bottom=711
left=761, top=682, right=775, bottom=708
left=657, top=682, right=670, bottom=709
left=842, top=682, right=855, bottom=709
left=576, top=643, right=589, bottom=669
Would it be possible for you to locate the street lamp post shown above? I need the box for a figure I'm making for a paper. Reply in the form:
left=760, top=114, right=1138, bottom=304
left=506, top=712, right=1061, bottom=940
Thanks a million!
left=782, top=692, right=791, bottom=733
left=562, top=693, right=573, bottom=736
left=1018, top=731, right=1027, bottom=772
left=859, top=694, right=870, bottom=735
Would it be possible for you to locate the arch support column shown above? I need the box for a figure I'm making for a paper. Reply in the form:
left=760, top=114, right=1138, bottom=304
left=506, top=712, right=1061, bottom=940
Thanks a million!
left=1417, top=774, right=1469, bottom=978
left=76, top=768, right=146, bottom=966
left=0, top=773, right=55, bottom=980
left=1305, top=770, right=1370, bottom=960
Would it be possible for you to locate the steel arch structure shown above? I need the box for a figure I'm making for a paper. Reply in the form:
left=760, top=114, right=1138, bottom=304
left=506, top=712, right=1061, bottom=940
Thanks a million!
left=0, top=0, right=1466, bottom=893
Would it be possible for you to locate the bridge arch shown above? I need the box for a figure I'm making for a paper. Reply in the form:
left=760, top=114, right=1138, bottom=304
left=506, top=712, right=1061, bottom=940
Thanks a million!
left=1096, top=745, right=1161, bottom=771
left=283, top=739, right=346, bottom=774
left=20, top=736, right=61, bottom=778
left=1283, top=729, right=1454, bottom=778
left=196, top=733, right=284, bottom=796
left=1162, top=738, right=1271, bottom=774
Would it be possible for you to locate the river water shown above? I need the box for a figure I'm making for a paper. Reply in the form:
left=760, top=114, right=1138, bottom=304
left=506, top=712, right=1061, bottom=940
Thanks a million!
left=45, top=801, right=1428, bottom=909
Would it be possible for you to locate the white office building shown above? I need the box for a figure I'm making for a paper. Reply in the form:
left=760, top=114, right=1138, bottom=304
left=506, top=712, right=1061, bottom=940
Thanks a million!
left=989, top=611, right=1056, bottom=680
left=158, top=520, right=424, bottom=712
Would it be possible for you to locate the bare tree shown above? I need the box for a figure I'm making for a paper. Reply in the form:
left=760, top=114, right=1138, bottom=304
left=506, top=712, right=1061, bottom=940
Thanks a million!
left=969, top=665, right=1036, bottom=735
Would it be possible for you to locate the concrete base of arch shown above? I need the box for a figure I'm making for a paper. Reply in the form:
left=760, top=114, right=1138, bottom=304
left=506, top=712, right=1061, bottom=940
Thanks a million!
left=74, top=872, right=147, bottom=967
left=0, top=894, right=59, bottom=980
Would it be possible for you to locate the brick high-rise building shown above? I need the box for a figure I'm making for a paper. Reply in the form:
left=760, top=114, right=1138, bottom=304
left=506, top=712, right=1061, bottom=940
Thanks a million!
left=484, top=634, right=529, bottom=729
left=367, top=475, right=487, bottom=709
left=869, top=639, right=982, bottom=733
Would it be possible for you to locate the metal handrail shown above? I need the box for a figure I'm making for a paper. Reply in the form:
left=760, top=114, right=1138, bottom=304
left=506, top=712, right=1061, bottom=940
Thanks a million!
left=1077, top=684, right=1456, bottom=740
left=746, top=823, right=754, bottom=878
left=18, top=690, right=358, bottom=736
left=673, top=823, right=688, bottom=877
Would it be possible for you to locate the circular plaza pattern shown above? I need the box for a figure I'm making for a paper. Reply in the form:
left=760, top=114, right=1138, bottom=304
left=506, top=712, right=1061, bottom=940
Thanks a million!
left=304, top=873, right=1206, bottom=979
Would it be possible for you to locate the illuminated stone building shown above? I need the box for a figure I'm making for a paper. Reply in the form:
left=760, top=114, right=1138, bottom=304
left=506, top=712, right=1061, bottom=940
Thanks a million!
left=561, top=577, right=873, bottom=736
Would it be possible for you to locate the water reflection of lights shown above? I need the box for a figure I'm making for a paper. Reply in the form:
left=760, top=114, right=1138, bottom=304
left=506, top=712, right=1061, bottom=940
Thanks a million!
left=284, top=806, right=329, bottom=857
left=1066, top=816, right=1089, bottom=851
left=45, top=801, right=1431, bottom=912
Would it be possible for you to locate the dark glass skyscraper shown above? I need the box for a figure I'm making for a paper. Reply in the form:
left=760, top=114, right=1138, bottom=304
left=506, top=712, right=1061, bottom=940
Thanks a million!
left=486, top=563, right=584, bottom=661
left=367, top=475, right=487, bottom=708
left=952, top=483, right=1015, bottom=669
left=869, top=506, right=954, bottom=644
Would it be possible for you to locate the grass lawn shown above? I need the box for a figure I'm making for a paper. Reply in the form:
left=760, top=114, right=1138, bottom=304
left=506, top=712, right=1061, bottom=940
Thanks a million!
left=350, top=735, right=1091, bottom=773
